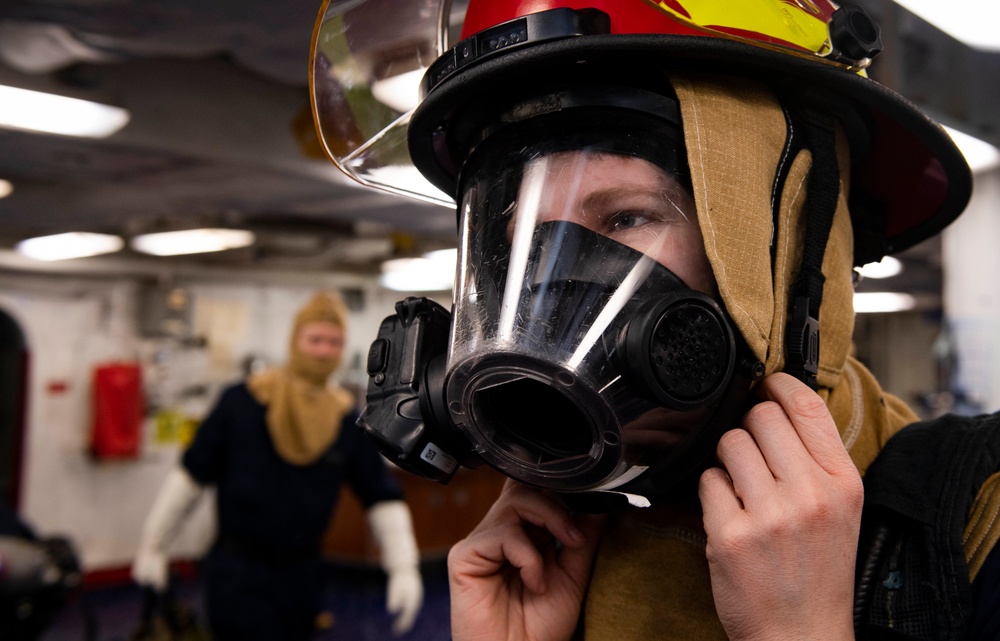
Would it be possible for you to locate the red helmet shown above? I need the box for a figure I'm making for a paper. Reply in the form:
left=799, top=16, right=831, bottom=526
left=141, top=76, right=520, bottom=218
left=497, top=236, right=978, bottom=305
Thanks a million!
left=310, top=0, right=973, bottom=503
left=311, top=0, right=972, bottom=262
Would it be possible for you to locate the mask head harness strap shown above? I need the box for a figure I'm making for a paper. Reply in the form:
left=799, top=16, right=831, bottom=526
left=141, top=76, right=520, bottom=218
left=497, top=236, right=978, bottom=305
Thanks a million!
left=783, top=93, right=843, bottom=390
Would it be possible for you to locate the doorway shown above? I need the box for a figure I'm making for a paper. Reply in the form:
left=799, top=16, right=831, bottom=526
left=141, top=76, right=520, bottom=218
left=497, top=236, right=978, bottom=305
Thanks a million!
left=0, top=307, right=28, bottom=509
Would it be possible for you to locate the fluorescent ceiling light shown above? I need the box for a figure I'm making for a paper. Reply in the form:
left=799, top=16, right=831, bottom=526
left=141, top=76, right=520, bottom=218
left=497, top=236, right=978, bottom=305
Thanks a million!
left=380, top=248, right=456, bottom=292
left=854, top=292, right=917, bottom=313
left=0, top=178, right=12, bottom=199
left=371, top=68, right=424, bottom=113
left=130, top=228, right=256, bottom=256
left=891, top=1, right=1000, bottom=51
left=16, top=231, right=124, bottom=261
left=943, top=125, right=1000, bottom=174
left=857, top=255, right=903, bottom=279
left=0, top=84, right=130, bottom=138
left=424, top=248, right=458, bottom=267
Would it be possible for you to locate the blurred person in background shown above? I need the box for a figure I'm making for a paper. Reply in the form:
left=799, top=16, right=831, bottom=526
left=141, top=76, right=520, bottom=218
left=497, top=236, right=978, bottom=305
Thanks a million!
left=132, top=291, right=423, bottom=640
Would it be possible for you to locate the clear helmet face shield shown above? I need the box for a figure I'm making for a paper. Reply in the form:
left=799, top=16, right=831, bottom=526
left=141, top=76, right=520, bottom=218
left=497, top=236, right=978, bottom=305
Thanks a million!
left=439, top=105, right=760, bottom=499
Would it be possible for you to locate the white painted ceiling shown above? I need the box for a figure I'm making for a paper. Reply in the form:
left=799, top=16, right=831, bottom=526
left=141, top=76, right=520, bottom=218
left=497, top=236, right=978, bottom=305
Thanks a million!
left=0, top=0, right=996, bottom=290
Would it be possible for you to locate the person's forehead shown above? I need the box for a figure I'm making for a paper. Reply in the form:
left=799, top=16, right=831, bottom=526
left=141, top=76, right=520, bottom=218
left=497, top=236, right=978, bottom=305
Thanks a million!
left=298, top=321, right=342, bottom=336
left=539, top=151, right=677, bottom=189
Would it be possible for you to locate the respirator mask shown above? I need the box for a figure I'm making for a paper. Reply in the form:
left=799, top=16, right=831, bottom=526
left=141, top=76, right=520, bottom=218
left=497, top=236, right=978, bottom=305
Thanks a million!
left=361, top=88, right=763, bottom=508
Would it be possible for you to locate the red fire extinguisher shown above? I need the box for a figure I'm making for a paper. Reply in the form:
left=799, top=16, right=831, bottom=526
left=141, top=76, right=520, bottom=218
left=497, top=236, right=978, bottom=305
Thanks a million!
left=90, top=362, right=145, bottom=459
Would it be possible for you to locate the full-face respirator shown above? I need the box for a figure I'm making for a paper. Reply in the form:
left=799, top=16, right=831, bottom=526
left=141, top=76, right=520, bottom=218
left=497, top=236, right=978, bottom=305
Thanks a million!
left=359, top=85, right=764, bottom=508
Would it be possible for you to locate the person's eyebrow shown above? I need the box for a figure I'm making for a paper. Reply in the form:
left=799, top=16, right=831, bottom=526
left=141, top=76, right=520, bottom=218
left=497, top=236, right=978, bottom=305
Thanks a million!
left=579, top=185, right=690, bottom=221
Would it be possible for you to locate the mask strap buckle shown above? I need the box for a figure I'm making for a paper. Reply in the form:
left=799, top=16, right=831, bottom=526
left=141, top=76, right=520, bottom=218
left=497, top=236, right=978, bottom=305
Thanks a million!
left=787, top=296, right=820, bottom=390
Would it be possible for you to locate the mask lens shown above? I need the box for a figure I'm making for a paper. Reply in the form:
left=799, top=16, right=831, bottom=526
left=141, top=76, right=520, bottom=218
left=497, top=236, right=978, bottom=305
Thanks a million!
left=442, top=109, right=727, bottom=492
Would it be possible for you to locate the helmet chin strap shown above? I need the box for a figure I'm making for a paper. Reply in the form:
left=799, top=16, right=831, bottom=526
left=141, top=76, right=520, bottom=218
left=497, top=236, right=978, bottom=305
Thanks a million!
left=783, top=100, right=842, bottom=391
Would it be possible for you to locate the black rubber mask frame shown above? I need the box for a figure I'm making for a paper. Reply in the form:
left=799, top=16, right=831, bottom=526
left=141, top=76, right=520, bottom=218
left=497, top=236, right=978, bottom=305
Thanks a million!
left=445, top=112, right=763, bottom=503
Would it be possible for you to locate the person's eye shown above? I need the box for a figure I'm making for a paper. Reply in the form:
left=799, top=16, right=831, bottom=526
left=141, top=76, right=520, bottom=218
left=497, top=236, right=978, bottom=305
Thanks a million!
left=608, top=210, right=654, bottom=231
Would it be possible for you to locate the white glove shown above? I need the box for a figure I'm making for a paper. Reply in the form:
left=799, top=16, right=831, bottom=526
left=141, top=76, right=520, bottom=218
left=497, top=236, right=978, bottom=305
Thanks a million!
left=131, top=467, right=204, bottom=591
left=367, top=500, right=423, bottom=635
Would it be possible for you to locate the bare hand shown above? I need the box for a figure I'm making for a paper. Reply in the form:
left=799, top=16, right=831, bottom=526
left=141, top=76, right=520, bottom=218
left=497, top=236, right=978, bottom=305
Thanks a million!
left=699, top=373, right=863, bottom=641
left=448, top=480, right=607, bottom=641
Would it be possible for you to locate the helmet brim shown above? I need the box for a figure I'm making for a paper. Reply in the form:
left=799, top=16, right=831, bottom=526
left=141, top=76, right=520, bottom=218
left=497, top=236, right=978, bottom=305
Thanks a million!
left=409, top=34, right=972, bottom=260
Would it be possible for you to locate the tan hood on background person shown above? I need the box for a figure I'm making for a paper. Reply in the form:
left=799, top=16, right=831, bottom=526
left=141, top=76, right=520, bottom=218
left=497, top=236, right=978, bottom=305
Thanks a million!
left=247, top=291, right=354, bottom=466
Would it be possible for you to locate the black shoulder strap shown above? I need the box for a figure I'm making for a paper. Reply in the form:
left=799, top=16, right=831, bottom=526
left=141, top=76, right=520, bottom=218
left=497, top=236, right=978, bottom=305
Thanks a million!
left=854, top=412, right=1000, bottom=641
